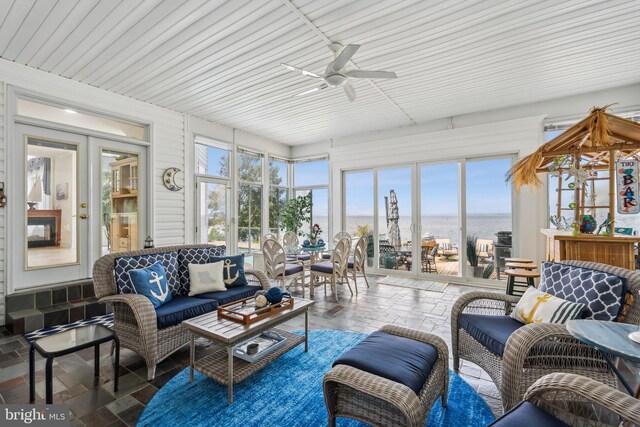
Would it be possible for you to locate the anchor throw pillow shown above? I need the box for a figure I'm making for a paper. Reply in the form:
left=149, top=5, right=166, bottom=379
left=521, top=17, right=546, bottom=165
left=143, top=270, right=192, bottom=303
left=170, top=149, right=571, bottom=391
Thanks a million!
left=128, top=263, right=173, bottom=308
left=188, top=261, right=226, bottom=296
left=210, top=254, right=248, bottom=288
left=511, top=287, right=584, bottom=325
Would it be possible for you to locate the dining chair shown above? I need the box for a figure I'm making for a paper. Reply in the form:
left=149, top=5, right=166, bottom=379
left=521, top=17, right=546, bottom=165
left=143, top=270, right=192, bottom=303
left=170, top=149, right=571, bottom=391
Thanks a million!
left=282, top=231, right=311, bottom=265
left=310, top=238, right=352, bottom=301
left=323, top=231, right=352, bottom=259
left=347, top=236, right=370, bottom=292
left=261, top=238, right=307, bottom=297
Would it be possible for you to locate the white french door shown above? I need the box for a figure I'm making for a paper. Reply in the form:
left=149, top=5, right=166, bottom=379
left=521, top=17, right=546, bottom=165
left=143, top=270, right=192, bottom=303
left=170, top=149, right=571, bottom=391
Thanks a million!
left=10, top=124, right=148, bottom=290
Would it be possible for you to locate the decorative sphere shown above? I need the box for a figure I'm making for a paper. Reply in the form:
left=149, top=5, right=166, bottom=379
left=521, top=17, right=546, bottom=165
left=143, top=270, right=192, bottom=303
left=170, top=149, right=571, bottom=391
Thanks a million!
left=255, top=295, right=268, bottom=308
left=255, top=290, right=267, bottom=297
left=265, top=287, right=284, bottom=304
left=317, top=239, right=325, bottom=246
left=303, top=239, right=311, bottom=246
left=569, top=202, right=576, bottom=209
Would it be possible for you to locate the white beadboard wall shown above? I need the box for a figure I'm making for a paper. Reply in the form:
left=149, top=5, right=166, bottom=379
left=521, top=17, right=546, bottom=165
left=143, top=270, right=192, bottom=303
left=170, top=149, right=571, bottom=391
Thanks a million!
left=0, top=59, right=288, bottom=324
left=330, top=115, right=548, bottom=287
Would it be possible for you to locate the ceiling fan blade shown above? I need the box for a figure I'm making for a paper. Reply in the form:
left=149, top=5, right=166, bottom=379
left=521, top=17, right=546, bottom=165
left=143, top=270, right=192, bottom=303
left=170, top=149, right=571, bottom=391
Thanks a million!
left=281, top=63, right=322, bottom=78
left=295, top=83, right=328, bottom=96
left=346, top=70, right=397, bottom=79
left=331, top=44, right=360, bottom=72
left=344, top=83, right=356, bottom=102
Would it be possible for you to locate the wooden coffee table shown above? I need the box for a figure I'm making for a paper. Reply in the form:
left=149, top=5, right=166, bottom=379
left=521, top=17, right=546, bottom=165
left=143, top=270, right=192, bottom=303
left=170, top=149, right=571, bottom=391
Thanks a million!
left=183, top=298, right=314, bottom=404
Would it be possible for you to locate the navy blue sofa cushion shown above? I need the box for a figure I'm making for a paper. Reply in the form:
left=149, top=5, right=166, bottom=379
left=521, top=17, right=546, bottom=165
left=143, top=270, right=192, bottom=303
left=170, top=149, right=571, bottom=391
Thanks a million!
left=177, top=246, right=225, bottom=295
left=458, top=314, right=524, bottom=357
left=115, top=252, right=180, bottom=296
left=333, top=331, right=438, bottom=395
left=539, top=261, right=626, bottom=321
left=489, top=401, right=569, bottom=427
left=155, top=296, right=218, bottom=329
left=194, top=285, right=262, bottom=305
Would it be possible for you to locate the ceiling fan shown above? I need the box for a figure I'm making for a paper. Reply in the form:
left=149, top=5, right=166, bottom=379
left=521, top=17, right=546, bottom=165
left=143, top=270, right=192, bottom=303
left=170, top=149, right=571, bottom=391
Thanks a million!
left=281, top=43, right=397, bottom=102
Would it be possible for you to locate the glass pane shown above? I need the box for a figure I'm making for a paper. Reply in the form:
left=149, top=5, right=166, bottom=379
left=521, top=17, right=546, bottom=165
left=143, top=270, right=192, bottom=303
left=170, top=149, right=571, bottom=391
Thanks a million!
left=466, top=158, right=513, bottom=282
left=269, top=159, right=288, bottom=186
left=311, top=188, right=328, bottom=242
left=295, top=189, right=311, bottom=235
left=195, top=144, right=230, bottom=178
left=344, top=171, right=374, bottom=237
left=27, top=138, right=78, bottom=268
left=238, top=184, right=262, bottom=253
left=101, top=150, right=139, bottom=254
left=18, top=99, right=145, bottom=140
left=238, top=151, right=262, bottom=183
left=378, top=168, right=413, bottom=271
left=199, top=182, right=227, bottom=245
left=294, top=159, right=328, bottom=187
left=269, top=187, right=288, bottom=237
left=420, top=163, right=460, bottom=277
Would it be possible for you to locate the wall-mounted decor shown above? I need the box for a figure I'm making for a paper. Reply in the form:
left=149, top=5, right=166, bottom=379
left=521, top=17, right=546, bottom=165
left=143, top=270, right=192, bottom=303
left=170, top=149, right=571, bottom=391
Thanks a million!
left=616, top=159, right=639, bottom=214
left=162, top=167, right=184, bottom=191
left=55, top=182, right=68, bottom=200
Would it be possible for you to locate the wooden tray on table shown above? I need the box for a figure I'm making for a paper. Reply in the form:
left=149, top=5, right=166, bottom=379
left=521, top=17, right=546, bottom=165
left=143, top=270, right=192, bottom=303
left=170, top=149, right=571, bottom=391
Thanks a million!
left=217, top=295, right=294, bottom=325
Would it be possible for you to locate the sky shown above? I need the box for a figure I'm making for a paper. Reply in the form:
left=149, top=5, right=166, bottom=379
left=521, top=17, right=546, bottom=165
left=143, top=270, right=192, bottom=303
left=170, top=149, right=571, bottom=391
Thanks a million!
left=345, top=158, right=513, bottom=217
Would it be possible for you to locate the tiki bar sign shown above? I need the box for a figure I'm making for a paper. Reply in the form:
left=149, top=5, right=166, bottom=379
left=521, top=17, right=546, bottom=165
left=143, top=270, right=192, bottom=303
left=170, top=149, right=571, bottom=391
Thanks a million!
left=617, top=159, right=639, bottom=214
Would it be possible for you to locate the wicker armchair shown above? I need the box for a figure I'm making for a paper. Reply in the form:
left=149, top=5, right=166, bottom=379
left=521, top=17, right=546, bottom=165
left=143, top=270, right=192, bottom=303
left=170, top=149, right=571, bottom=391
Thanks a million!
left=491, top=373, right=640, bottom=426
left=93, top=244, right=270, bottom=380
left=451, top=260, right=640, bottom=411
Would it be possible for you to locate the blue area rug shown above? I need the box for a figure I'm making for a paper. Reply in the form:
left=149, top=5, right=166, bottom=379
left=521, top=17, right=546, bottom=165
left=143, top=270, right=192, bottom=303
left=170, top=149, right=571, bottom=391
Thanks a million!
left=139, top=330, right=494, bottom=427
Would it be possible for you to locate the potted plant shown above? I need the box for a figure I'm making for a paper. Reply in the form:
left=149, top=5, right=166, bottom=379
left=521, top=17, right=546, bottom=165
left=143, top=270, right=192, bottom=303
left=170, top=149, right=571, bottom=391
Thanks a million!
left=308, top=223, right=322, bottom=245
left=279, top=194, right=312, bottom=236
left=466, top=235, right=483, bottom=277
left=356, top=224, right=375, bottom=267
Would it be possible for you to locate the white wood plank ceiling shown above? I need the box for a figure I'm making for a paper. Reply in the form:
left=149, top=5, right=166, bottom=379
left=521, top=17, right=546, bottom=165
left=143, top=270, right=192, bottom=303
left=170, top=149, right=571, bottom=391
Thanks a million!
left=1, top=0, right=639, bottom=145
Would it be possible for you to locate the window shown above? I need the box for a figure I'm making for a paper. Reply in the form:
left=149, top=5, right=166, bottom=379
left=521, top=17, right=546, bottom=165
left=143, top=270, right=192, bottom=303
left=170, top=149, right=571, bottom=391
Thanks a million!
left=294, top=158, right=329, bottom=238
left=17, top=98, right=146, bottom=140
left=195, top=136, right=230, bottom=178
left=269, top=158, right=289, bottom=237
left=237, top=149, right=263, bottom=253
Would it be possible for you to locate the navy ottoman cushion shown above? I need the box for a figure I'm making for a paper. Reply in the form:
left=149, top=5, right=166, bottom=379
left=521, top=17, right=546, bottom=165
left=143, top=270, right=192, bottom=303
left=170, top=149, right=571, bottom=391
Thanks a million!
left=489, top=401, right=569, bottom=427
left=155, top=296, right=218, bottom=329
left=194, top=285, right=262, bottom=305
left=333, top=331, right=438, bottom=395
left=458, top=314, right=524, bottom=357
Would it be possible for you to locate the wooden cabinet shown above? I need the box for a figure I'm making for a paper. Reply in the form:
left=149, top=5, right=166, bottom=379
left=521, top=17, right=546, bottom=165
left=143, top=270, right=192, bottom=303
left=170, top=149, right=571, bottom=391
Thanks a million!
left=109, top=157, right=138, bottom=253
left=542, top=228, right=639, bottom=270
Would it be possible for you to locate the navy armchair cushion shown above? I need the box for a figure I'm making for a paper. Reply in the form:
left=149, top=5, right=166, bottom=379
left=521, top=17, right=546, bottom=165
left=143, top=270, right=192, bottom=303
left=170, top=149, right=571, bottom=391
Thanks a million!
left=489, top=401, right=569, bottom=427
left=333, top=331, right=438, bottom=395
left=458, top=314, right=524, bottom=357
left=154, top=296, right=218, bottom=329
left=539, top=262, right=626, bottom=321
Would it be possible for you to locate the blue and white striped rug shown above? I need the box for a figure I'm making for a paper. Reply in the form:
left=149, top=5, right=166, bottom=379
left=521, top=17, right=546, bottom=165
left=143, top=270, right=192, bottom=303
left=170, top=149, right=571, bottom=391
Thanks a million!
left=24, top=313, right=114, bottom=343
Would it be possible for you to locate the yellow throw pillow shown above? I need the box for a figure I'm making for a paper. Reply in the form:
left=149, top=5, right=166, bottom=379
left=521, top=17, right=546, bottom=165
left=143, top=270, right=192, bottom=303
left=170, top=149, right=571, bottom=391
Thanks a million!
left=188, top=261, right=226, bottom=296
left=511, top=287, right=584, bottom=325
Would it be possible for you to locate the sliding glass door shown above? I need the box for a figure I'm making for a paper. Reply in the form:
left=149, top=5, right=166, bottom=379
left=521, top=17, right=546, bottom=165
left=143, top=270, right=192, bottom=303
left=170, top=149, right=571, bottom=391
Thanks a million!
left=342, top=156, right=514, bottom=284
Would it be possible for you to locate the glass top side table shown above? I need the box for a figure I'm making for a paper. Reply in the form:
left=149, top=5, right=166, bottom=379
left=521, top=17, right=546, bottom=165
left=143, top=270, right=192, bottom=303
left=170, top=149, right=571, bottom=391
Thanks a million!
left=30, top=324, right=119, bottom=404
left=566, top=319, right=640, bottom=396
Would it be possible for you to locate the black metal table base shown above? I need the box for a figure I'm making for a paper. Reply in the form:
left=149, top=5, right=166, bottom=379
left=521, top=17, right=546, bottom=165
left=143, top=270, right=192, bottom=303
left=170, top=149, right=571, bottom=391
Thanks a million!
left=599, top=349, right=635, bottom=395
left=29, top=335, right=119, bottom=404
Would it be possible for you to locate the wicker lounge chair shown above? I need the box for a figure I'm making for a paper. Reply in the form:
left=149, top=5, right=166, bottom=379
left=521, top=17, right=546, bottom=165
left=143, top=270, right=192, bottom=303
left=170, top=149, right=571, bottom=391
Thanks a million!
left=93, top=244, right=270, bottom=380
left=435, top=238, right=457, bottom=259
left=451, top=260, right=640, bottom=411
left=490, top=373, right=640, bottom=426
left=476, top=238, right=494, bottom=263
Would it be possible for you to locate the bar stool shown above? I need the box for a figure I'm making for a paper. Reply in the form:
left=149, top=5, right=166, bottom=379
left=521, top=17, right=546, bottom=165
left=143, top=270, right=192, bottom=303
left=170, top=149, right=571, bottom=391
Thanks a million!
left=505, top=257, right=534, bottom=264
left=505, top=269, right=540, bottom=296
left=505, top=262, right=537, bottom=270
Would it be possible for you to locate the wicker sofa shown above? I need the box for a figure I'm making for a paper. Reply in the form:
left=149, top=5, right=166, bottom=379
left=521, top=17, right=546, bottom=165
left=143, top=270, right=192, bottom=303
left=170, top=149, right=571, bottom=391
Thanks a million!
left=451, top=260, right=640, bottom=411
left=93, top=244, right=270, bottom=380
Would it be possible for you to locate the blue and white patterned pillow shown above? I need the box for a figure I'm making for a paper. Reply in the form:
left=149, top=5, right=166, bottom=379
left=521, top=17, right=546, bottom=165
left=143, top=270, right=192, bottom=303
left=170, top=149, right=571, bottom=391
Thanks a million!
left=539, top=262, right=626, bottom=321
left=115, top=252, right=180, bottom=296
left=176, top=246, right=226, bottom=295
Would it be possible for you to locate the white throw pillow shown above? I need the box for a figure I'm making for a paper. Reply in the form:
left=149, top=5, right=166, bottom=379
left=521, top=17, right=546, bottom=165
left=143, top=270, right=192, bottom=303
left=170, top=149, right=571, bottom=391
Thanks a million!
left=511, top=286, right=584, bottom=325
left=188, top=261, right=226, bottom=296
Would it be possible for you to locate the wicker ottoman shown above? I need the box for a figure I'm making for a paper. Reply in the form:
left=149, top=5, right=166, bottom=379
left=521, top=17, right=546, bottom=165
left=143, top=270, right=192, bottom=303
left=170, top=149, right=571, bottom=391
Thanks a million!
left=323, top=325, right=449, bottom=427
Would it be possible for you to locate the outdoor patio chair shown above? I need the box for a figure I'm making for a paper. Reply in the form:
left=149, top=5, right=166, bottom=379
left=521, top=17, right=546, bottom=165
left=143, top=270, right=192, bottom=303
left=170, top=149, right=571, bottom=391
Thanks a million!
left=451, top=260, right=640, bottom=411
left=489, top=373, right=640, bottom=426
left=310, top=238, right=352, bottom=301
left=262, top=239, right=307, bottom=297
left=421, top=244, right=439, bottom=273
left=435, top=238, right=457, bottom=259
left=476, top=238, right=494, bottom=263
left=346, top=236, right=370, bottom=292
left=323, top=231, right=352, bottom=259
left=379, top=241, right=397, bottom=269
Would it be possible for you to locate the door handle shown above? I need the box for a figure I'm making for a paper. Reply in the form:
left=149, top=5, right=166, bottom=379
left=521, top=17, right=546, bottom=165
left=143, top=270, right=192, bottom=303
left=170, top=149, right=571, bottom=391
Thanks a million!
left=79, top=214, right=88, bottom=219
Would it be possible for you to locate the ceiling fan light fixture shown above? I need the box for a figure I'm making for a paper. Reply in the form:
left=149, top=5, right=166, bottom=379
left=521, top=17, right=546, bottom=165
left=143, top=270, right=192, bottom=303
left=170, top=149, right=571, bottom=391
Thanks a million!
left=324, top=73, right=347, bottom=87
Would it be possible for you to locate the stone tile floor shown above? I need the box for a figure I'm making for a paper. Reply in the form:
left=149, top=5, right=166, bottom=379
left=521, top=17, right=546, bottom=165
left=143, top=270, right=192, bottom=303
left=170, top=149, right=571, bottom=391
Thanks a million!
left=0, top=276, right=634, bottom=426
